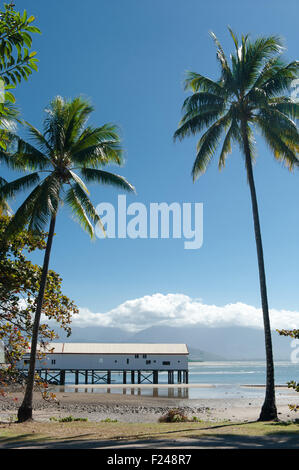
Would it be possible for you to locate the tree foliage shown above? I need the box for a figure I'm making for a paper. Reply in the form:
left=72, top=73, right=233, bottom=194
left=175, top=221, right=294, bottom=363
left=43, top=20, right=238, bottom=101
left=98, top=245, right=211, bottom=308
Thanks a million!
left=277, top=328, right=299, bottom=411
left=174, top=29, right=299, bottom=178
left=0, top=214, right=78, bottom=367
left=0, top=3, right=40, bottom=95
left=0, top=95, right=135, bottom=239
left=0, top=2, right=40, bottom=157
left=277, top=329, right=299, bottom=340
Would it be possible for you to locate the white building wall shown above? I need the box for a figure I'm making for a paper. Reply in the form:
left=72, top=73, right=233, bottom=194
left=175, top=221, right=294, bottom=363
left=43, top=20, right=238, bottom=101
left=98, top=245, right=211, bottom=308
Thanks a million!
left=20, top=353, right=188, bottom=370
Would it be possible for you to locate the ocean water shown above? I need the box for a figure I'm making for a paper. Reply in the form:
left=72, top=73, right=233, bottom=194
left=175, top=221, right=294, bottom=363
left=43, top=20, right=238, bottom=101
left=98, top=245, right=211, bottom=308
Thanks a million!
left=57, top=361, right=299, bottom=400
left=184, top=361, right=298, bottom=399
left=188, top=361, right=298, bottom=386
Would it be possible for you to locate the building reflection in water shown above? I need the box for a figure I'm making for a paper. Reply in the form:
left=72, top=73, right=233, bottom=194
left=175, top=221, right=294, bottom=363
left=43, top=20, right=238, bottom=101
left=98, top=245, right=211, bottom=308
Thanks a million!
left=71, top=386, right=189, bottom=399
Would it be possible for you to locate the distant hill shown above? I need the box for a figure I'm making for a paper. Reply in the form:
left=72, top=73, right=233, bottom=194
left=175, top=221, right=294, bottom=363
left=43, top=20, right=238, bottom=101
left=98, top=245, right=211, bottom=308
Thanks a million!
left=130, top=325, right=292, bottom=360
left=54, top=324, right=293, bottom=361
left=187, top=347, right=226, bottom=362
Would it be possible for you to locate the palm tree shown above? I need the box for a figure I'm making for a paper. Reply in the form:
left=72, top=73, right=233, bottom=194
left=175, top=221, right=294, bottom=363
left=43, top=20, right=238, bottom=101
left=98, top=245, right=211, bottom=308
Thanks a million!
left=0, top=96, right=135, bottom=422
left=174, top=30, right=299, bottom=421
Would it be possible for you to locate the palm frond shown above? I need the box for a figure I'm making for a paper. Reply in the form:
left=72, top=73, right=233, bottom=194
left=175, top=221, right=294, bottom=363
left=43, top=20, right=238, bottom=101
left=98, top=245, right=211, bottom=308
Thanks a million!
left=0, top=176, right=11, bottom=215
left=192, top=113, right=232, bottom=180
left=218, top=118, right=241, bottom=169
left=255, top=115, right=299, bottom=169
left=261, top=61, right=299, bottom=97
left=68, top=170, right=89, bottom=194
left=24, top=120, right=52, bottom=155
left=174, top=105, right=226, bottom=142
left=63, top=97, right=94, bottom=151
left=68, top=182, right=100, bottom=225
left=80, top=167, right=136, bottom=193
left=27, top=174, right=62, bottom=233
left=64, top=186, right=95, bottom=239
left=43, top=96, right=67, bottom=153
left=9, top=136, right=51, bottom=170
left=257, top=106, right=299, bottom=143
left=241, top=35, right=284, bottom=91
left=210, top=30, right=235, bottom=92
left=182, top=91, right=225, bottom=114
left=184, top=71, right=227, bottom=98
left=71, top=124, right=123, bottom=167
left=5, top=184, right=43, bottom=236
left=268, top=97, right=299, bottom=120
left=0, top=172, right=40, bottom=200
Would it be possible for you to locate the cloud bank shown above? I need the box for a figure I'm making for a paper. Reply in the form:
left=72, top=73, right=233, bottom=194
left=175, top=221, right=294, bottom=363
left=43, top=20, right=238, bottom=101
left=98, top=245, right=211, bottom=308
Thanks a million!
left=69, top=293, right=299, bottom=332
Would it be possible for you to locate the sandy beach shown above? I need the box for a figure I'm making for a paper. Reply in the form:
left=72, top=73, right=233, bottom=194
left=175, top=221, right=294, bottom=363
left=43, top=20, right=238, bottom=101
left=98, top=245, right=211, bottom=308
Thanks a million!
left=0, top=385, right=297, bottom=424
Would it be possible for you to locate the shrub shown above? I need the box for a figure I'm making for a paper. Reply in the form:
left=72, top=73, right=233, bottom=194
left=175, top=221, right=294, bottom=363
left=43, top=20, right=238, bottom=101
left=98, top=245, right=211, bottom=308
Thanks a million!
left=158, top=408, right=189, bottom=423
left=50, top=415, right=88, bottom=422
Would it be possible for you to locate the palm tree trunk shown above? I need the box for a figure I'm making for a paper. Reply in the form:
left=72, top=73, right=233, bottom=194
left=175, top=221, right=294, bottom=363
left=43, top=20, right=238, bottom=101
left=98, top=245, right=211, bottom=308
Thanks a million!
left=241, top=120, right=277, bottom=421
left=17, top=215, right=56, bottom=422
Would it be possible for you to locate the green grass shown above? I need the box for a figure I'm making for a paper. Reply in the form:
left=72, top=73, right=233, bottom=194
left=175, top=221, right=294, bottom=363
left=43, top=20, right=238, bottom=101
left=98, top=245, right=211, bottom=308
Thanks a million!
left=0, top=419, right=299, bottom=447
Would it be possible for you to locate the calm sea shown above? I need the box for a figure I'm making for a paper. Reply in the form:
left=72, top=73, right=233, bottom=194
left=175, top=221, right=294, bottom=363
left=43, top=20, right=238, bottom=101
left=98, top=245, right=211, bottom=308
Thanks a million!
left=58, top=361, right=299, bottom=400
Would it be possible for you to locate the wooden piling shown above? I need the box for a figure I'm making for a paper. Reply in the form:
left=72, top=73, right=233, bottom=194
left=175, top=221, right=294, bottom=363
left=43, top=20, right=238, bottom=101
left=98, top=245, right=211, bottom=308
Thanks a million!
left=60, top=370, right=65, bottom=386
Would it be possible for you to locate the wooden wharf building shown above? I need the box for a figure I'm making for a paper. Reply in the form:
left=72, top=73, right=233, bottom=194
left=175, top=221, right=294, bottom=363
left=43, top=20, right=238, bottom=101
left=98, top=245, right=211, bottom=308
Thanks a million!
left=19, top=343, right=189, bottom=386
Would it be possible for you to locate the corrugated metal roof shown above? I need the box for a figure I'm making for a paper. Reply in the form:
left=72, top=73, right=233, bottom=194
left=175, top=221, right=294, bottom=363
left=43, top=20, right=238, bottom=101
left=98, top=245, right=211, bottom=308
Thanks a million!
left=39, top=343, right=189, bottom=355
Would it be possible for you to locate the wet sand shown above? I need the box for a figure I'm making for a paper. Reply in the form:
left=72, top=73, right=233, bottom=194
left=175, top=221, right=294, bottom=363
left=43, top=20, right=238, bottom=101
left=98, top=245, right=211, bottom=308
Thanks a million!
left=0, top=385, right=298, bottom=423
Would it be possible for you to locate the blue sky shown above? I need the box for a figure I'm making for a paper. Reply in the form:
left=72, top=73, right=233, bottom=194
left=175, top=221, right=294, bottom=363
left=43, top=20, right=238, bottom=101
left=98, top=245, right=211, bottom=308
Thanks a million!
left=3, top=0, right=299, bottom=330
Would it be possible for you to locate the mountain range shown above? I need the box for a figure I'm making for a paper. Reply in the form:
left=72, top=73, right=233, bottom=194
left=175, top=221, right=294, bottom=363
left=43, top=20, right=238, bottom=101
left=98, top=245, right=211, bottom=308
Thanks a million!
left=54, top=324, right=293, bottom=361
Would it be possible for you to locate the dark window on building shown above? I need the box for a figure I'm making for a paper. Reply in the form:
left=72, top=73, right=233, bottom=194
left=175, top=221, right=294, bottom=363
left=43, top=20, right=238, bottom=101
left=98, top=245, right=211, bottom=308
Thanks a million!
left=51, top=359, right=56, bottom=365
left=114, top=360, right=117, bottom=363
left=135, top=354, right=139, bottom=358
left=146, top=360, right=151, bottom=364
left=162, top=361, right=170, bottom=365
left=142, top=354, right=147, bottom=359
left=126, top=359, right=129, bottom=364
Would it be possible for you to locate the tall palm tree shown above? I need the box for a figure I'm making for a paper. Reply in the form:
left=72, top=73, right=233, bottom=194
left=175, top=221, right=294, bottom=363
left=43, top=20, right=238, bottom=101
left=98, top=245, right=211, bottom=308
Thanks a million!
left=0, top=96, right=135, bottom=422
left=174, top=30, right=299, bottom=421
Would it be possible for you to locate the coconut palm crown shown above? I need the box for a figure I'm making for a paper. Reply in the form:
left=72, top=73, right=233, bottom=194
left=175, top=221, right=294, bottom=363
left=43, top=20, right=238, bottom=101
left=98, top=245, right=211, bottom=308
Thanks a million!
left=174, top=30, right=299, bottom=421
left=175, top=29, right=299, bottom=177
left=0, top=95, right=135, bottom=237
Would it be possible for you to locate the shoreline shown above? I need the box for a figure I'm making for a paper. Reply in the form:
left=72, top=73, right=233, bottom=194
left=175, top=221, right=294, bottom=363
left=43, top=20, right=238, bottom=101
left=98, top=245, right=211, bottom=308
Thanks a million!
left=0, top=386, right=297, bottom=424
left=63, top=383, right=292, bottom=389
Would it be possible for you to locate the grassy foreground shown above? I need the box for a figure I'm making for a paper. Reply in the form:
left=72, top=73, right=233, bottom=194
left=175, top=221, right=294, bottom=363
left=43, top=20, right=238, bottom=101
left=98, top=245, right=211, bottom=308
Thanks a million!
left=0, top=419, right=299, bottom=447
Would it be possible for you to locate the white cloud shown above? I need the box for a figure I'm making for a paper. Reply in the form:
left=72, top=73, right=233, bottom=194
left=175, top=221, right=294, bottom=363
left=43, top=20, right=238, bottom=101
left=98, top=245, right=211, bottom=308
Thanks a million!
left=68, top=293, right=299, bottom=332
